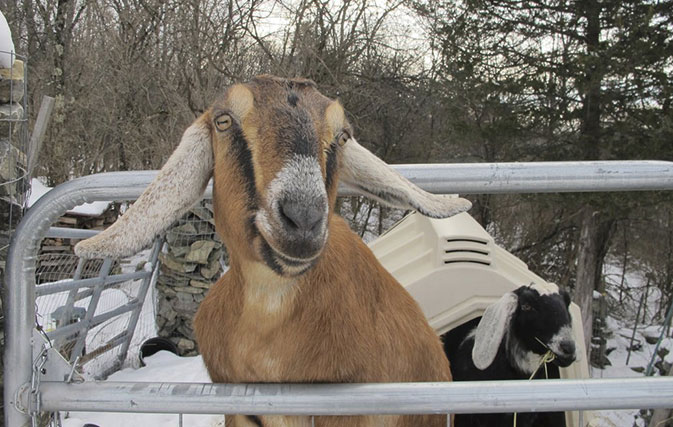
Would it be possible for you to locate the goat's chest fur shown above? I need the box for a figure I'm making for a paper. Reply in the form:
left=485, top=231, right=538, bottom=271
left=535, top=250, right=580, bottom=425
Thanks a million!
left=195, top=257, right=379, bottom=383
left=193, top=218, right=451, bottom=426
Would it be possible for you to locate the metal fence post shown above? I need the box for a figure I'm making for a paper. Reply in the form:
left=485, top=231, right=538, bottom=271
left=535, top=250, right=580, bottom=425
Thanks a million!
left=113, top=238, right=162, bottom=371
left=5, top=209, right=43, bottom=427
left=52, top=258, right=85, bottom=350
left=68, top=258, right=113, bottom=364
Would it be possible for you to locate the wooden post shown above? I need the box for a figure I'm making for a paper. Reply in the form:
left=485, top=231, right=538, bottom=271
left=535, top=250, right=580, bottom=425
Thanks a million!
left=26, top=95, right=55, bottom=176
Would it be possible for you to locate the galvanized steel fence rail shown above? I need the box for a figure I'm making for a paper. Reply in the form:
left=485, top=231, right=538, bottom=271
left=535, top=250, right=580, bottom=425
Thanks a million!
left=5, top=160, right=673, bottom=427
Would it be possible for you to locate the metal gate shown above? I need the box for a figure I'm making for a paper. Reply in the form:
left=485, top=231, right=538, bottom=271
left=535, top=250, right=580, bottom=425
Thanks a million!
left=5, top=161, right=673, bottom=426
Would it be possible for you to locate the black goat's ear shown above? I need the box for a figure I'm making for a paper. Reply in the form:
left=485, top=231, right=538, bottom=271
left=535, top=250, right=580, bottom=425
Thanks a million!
left=561, top=290, right=572, bottom=307
left=472, top=292, right=518, bottom=370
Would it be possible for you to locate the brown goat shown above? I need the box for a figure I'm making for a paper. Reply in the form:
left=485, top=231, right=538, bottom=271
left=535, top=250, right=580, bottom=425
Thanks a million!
left=75, top=76, right=471, bottom=426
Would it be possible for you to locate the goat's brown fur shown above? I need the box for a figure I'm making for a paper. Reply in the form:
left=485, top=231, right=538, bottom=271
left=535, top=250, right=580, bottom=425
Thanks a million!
left=195, top=219, right=451, bottom=426
left=193, top=76, right=451, bottom=426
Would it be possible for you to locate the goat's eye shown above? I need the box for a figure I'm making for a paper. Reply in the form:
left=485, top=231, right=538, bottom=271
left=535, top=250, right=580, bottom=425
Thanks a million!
left=521, top=303, right=533, bottom=311
left=337, top=131, right=350, bottom=146
left=214, top=114, right=232, bottom=132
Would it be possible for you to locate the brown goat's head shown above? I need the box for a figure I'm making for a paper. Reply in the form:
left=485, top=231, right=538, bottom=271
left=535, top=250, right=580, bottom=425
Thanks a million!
left=209, top=77, right=346, bottom=275
left=75, top=76, right=471, bottom=276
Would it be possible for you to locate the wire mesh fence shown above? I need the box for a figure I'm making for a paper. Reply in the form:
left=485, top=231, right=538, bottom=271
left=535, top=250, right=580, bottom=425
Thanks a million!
left=33, top=234, right=160, bottom=380
left=36, top=253, right=108, bottom=284
left=30, top=198, right=236, bottom=381
left=0, top=51, right=28, bottom=252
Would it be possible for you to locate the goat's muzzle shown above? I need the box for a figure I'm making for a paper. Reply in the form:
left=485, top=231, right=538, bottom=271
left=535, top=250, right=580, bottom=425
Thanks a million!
left=547, top=326, right=578, bottom=368
left=552, top=339, right=577, bottom=367
left=255, top=155, right=329, bottom=274
left=257, top=195, right=328, bottom=274
left=274, top=193, right=328, bottom=259
left=279, top=196, right=325, bottom=241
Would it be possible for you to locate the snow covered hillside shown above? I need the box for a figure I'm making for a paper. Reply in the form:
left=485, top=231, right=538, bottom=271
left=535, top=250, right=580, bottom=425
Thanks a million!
left=590, top=263, right=673, bottom=427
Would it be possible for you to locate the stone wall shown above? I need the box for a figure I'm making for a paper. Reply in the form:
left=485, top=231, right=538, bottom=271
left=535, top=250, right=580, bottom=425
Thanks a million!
left=156, top=202, right=227, bottom=355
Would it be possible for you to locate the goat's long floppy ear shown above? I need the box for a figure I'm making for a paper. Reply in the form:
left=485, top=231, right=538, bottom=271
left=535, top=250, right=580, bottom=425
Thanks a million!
left=472, top=292, right=518, bottom=370
left=339, top=138, right=471, bottom=218
left=75, top=118, right=213, bottom=259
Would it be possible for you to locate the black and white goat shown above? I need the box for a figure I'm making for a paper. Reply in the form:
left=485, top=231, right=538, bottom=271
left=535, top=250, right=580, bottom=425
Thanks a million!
left=444, top=283, right=578, bottom=427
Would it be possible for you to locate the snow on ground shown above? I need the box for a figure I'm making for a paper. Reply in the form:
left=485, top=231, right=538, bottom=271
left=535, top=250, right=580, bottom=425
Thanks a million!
left=61, top=351, right=224, bottom=427
left=591, top=311, right=673, bottom=427
left=591, top=314, right=650, bottom=427
left=590, top=261, right=672, bottom=427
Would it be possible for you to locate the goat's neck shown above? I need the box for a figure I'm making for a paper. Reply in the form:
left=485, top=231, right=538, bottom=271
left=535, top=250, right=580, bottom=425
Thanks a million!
left=234, top=257, right=300, bottom=318
left=505, top=332, right=540, bottom=376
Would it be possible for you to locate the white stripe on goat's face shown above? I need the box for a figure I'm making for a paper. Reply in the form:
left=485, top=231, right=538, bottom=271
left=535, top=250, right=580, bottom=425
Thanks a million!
left=210, top=77, right=347, bottom=277
left=255, top=154, right=329, bottom=273
left=529, top=281, right=559, bottom=296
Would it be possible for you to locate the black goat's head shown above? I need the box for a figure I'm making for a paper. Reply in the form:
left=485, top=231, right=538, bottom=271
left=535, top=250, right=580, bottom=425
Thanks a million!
left=471, top=283, right=578, bottom=375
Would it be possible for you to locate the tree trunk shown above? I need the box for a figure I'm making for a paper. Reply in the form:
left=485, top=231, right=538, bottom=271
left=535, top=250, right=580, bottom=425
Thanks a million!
left=573, top=0, right=610, bottom=358
left=471, top=194, right=492, bottom=230
left=579, top=0, right=602, bottom=160
left=574, top=206, right=614, bottom=356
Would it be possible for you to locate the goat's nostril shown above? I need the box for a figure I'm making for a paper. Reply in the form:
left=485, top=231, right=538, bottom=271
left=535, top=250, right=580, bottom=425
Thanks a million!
left=279, top=199, right=323, bottom=233
left=280, top=202, right=300, bottom=230
left=310, top=217, right=322, bottom=233
left=560, top=340, right=576, bottom=356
